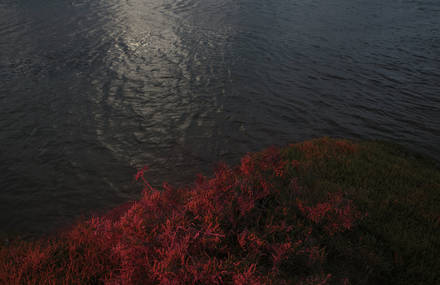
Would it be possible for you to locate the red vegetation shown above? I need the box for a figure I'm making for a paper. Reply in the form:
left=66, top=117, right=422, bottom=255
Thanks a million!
left=0, top=145, right=365, bottom=284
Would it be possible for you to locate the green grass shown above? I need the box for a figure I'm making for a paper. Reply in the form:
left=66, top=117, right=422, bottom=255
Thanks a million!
left=282, top=138, right=440, bottom=284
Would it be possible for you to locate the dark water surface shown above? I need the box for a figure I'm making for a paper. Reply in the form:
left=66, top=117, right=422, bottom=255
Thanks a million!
left=1, top=0, right=439, bottom=236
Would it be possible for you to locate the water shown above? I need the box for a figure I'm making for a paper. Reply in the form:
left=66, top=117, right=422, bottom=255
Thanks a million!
left=1, top=0, right=439, bottom=236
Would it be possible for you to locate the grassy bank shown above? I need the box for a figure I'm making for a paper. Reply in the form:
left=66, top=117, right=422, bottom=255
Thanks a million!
left=1, top=138, right=439, bottom=284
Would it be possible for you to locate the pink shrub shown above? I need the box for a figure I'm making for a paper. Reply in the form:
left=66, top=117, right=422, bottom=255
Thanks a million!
left=0, top=143, right=364, bottom=284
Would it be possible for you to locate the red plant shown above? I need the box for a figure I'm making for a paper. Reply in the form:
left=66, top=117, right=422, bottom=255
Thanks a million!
left=0, top=143, right=365, bottom=284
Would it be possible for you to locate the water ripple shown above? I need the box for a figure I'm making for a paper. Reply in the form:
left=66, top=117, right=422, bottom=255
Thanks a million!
left=0, top=0, right=439, bottom=236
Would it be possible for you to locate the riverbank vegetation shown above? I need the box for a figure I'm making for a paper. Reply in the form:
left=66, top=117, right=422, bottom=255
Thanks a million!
left=1, top=138, right=439, bottom=284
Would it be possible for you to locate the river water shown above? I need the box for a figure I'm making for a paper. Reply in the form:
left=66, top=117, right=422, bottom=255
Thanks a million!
left=1, top=0, right=439, bottom=236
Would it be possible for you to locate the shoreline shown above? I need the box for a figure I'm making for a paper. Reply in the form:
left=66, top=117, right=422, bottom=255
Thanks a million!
left=1, top=137, right=439, bottom=284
